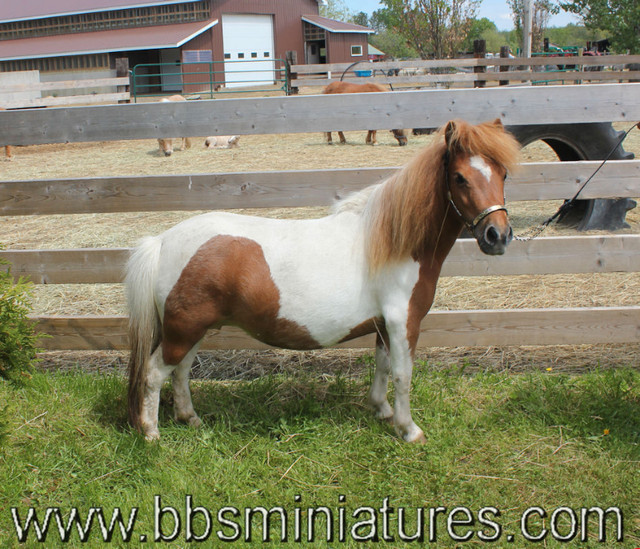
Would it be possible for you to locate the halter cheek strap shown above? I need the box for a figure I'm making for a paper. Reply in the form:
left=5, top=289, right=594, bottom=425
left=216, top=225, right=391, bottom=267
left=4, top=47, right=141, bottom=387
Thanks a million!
left=447, top=191, right=509, bottom=233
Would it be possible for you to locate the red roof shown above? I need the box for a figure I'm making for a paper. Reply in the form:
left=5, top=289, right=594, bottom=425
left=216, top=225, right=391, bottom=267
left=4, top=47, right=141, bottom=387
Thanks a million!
left=3, top=1, right=325, bottom=23
left=301, top=15, right=374, bottom=34
left=0, top=19, right=218, bottom=61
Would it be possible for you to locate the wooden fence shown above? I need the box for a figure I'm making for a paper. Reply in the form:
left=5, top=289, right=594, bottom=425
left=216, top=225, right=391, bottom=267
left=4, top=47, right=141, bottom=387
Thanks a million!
left=1, top=83, right=640, bottom=351
left=291, top=54, right=640, bottom=90
left=1, top=74, right=130, bottom=109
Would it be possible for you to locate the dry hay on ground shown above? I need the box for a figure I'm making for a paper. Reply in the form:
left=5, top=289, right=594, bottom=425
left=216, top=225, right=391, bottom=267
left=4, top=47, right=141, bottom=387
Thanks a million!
left=3, top=125, right=640, bottom=375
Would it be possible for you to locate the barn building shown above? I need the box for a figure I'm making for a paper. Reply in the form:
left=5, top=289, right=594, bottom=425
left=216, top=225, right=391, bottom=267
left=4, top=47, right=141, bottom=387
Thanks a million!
left=0, top=1, right=373, bottom=94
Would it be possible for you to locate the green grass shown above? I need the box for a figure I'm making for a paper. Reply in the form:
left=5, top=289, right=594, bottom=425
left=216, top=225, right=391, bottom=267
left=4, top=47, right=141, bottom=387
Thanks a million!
left=0, top=365, right=639, bottom=547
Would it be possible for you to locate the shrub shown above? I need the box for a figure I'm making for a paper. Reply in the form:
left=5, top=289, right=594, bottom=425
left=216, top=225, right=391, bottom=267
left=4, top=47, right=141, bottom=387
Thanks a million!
left=0, top=253, right=41, bottom=384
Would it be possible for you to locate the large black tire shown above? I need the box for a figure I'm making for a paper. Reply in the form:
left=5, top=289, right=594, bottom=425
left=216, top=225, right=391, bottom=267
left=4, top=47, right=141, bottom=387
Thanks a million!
left=506, top=123, right=636, bottom=230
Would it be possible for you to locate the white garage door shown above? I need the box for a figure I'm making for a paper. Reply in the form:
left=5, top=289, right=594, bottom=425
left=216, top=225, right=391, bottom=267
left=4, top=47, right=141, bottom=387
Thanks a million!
left=222, top=14, right=275, bottom=88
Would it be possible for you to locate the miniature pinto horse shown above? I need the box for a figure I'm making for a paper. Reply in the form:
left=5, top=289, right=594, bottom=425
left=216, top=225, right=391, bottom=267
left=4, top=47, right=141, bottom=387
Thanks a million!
left=322, top=81, right=408, bottom=146
left=126, top=119, right=520, bottom=442
left=157, top=95, right=192, bottom=156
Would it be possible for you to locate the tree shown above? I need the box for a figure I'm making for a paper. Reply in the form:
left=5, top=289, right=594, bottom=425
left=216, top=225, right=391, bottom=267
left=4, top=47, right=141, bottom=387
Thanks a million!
left=507, top=0, right=558, bottom=53
left=379, top=0, right=480, bottom=59
left=352, top=12, right=370, bottom=27
left=320, top=0, right=353, bottom=22
left=559, top=0, right=639, bottom=53
left=464, top=17, right=500, bottom=51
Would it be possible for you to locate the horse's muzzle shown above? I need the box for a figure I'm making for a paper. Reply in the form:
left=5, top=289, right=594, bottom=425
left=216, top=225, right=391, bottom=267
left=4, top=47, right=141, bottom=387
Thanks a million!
left=164, top=150, right=172, bottom=157
left=476, top=222, right=513, bottom=255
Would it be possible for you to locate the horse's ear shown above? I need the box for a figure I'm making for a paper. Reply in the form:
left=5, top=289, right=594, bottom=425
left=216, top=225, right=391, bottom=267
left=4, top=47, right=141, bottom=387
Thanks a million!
left=492, top=118, right=504, bottom=128
left=444, top=120, right=458, bottom=150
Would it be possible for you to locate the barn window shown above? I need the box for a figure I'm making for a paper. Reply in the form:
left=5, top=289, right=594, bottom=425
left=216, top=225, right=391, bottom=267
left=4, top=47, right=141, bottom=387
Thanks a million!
left=351, top=45, right=363, bottom=56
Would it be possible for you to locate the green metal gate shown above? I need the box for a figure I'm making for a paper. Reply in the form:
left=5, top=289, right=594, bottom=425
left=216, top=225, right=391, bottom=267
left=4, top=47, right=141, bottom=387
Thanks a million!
left=131, top=59, right=289, bottom=101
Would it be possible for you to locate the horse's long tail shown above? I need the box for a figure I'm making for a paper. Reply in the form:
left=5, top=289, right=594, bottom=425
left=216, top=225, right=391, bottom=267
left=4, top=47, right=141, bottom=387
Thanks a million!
left=125, top=236, right=162, bottom=431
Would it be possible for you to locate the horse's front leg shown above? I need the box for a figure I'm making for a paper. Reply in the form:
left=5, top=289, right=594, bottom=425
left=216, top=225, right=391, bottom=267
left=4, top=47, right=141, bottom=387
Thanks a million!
left=326, top=131, right=333, bottom=145
left=366, top=130, right=378, bottom=145
left=338, top=131, right=347, bottom=144
left=386, top=320, right=426, bottom=443
left=369, top=332, right=393, bottom=421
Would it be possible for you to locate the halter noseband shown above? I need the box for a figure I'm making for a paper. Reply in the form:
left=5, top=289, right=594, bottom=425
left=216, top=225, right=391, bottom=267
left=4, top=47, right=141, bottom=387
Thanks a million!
left=444, top=150, right=508, bottom=233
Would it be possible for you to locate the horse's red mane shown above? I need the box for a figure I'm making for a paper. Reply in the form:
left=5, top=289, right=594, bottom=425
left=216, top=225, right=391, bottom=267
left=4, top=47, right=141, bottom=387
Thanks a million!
left=364, top=119, right=521, bottom=272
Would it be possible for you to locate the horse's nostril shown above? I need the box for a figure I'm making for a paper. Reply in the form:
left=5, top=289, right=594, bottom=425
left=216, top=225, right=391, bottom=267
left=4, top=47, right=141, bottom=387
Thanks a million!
left=485, top=225, right=499, bottom=246
left=507, top=226, right=514, bottom=243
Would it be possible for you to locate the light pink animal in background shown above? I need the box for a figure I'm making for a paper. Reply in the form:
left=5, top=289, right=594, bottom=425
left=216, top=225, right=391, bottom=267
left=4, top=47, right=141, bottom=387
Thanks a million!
left=0, top=107, right=13, bottom=160
left=204, top=136, right=240, bottom=149
left=157, top=95, right=192, bottom=156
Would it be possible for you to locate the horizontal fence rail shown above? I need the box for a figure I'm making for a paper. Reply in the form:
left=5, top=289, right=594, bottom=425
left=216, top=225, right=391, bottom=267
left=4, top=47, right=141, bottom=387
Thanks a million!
left=32, top=306, right=640, bottom=351
left=294, top=54, right=640, bottom=74
left=1, top=83, right=640, bottom=146
left=291, top=71, right=640, bottom=88
left=0, top=76, right=130, bottom=109
left=291, top=54, right=640, bottom=88
left=3, top=235, right=640, bottom=284
left=2, top=161, right=639, bottom=217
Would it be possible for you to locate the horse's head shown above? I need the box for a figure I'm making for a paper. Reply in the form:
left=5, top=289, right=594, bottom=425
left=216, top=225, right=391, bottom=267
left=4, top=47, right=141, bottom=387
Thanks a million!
left=391, top=129, right=408, bottom=146
left=444, top=119, right=518, bottom=256
left=158, top=138, right=173, bottom=157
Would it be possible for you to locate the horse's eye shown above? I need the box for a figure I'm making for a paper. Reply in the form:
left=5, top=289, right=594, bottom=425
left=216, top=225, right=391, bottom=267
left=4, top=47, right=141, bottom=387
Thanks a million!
left=455, top=173, right=467, bottom=186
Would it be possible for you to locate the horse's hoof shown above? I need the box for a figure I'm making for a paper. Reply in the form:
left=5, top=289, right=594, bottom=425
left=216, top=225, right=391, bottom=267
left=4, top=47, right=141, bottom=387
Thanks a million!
left=174, top=412, right=203, bottom=427
left=372, top=402, right=394, bottom=422
left=397, top=425, right=426, bottom=444
left=409, top=431, right=427, bottom=444
left=144, top=430, right=160, bottom=442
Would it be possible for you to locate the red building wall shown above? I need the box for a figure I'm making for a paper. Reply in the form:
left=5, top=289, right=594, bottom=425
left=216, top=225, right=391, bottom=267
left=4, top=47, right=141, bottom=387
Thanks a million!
left=326, top=33, right=368, bottom=65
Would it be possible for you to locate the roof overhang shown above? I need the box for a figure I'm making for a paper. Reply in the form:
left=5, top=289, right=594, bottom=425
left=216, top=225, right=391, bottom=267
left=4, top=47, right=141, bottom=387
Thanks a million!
left=0, top=19, right=218, bottom=62
left=302, top=15, right=374, bottom=34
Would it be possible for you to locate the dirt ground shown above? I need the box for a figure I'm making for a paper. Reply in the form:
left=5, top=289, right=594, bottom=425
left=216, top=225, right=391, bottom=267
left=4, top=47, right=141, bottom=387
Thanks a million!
left=2, top=121, right=639, bottom=376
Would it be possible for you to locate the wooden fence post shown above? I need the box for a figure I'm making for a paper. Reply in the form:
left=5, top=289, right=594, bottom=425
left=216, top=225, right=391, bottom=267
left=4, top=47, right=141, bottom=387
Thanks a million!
left=499, top=46, right=510, bottom=86
left=285, top=51, right=298, bottom=95
left=473, top=39, right=486, bottom=88
left=115, top=58, right=130, bottom=103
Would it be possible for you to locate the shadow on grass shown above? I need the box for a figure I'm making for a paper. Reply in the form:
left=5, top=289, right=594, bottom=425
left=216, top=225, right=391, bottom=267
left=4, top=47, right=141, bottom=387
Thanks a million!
left=91, top=373, right=368, bottom=438
left=486, top=369, right=640, bottom=449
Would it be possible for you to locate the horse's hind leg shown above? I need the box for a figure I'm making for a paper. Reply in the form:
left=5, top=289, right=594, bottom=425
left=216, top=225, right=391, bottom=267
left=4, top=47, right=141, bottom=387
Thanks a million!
left=140, top=346, right=175, bottom=440
left=172, top=345, right=202, bottom=427
left=369, top=333, right=393, bottom=421
left=338, top=131, right=347, bottom=144
left=326, top=132, right=333, bottom=145
left=366, top=130, right=378, bottom=145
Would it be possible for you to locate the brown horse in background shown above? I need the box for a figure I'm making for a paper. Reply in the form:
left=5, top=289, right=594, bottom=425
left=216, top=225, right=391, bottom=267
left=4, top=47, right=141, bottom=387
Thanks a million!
left=322, top=81, right=408, bottom=146
left=0, top=107, right=13, bottom=160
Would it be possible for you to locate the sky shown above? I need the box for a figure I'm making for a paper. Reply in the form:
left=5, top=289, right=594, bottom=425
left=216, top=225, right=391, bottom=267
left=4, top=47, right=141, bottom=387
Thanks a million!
left=346, top=0, right=580, bottom=31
